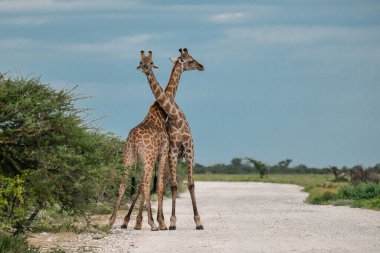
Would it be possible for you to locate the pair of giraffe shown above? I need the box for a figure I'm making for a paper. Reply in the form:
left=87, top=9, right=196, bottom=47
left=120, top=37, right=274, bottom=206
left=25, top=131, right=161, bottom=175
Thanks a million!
left=108, top=48, right=204, bottom=231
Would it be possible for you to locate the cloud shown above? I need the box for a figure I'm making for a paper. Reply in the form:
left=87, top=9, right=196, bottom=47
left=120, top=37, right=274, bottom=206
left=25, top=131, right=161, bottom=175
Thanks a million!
left=0, top=0, right=138, bottom=13
left=209, top=12, right=250, bottom=23
left=0, top=38, right=33, bottom=47
left=225, top=26, right=380, bottom=45
left=0, top=34, right=158, bottom=59
left=0, top=17, right=48, bottom=25
left=203, top=25, right=380, bottom=62
left=64, top=34, right=155, bottom=55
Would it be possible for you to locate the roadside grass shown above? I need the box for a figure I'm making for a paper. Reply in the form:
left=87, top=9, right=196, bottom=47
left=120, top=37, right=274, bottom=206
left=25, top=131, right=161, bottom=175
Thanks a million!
left=194, top=174, right=380, bottom=210
left=0, top=232, right=39, bottom=253
left=194, top=173, right=333, bottom=185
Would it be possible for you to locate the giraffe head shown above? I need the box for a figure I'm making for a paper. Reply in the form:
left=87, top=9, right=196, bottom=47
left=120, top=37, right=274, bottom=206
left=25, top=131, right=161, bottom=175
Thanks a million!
left=137, top=50, right=159, bottom=73
left=172, top=48, right=204, bottom=72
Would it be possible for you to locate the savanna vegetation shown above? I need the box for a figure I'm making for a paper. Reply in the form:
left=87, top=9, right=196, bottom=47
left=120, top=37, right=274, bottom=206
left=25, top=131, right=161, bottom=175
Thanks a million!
left=194, top=158, right=380, bottom=210
left=0, top=75, right=186, bottom=252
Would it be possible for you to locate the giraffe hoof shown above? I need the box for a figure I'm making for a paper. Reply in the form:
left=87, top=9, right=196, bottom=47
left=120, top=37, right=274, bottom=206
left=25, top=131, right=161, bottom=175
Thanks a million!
left=160, top=226, right=168, bottom=230
left=169, top=225, right=176, bottom=230
left=196, top=225, right=204, bottom=230
left=120, top=224, right=128, bottom=229
left=151, top=227, right=159, bottom=231
left=134, top=226, right=142, bottom=230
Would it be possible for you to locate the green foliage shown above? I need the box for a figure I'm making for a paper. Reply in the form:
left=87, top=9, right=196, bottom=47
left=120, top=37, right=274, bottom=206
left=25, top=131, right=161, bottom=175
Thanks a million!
left=230, top=158, right=242, bottom=167
left=0, top=232, right=39, bottom=253
left=174, top=161, right=188, bottom=194
left=0, top=172, right=30, bottom=232
left=338, top=183, right=380, bottom=200
left=307, top=191, right=337, bottom=204
left=0, top=76, right=125, bottom=233
left=246, top=158, right=268, bottom=178
left=277, top=159, right=292, bottom=168
left=305, top=182, right=380, bottom=209
left=96, top=225, right=111, bottom=234
left=29, top=205, right=78, bottom=233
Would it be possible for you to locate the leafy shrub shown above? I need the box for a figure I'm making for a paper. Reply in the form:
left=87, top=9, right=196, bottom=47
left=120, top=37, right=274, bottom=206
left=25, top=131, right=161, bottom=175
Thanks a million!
left=338, top=183, right=380, bottom=200
left=307, top=190, right=337, bottom=204
left=0, top=76, right=125, bottom=233
left=364, top=196, right=380, bottom=209
left=0, top=232, right=39, bottom=253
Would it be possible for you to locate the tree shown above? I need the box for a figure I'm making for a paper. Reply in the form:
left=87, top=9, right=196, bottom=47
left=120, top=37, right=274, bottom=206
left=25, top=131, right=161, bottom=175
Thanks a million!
left=231, top=158, right=242, bottom=167
left=0, top=76, right=125, bottom=233
left=330, top=166, right=339, bottom=179
left=278, top=159, right=292, bottom=168
left=246, top=158, right=268, bottom=179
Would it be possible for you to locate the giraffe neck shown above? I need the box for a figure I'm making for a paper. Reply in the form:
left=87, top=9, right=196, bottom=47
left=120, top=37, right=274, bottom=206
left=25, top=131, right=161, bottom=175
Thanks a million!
left=145, top=70, right=181, bottom=122
left=164, top=61, right=183, bottom=99
left=142, top=62, right=183, bottom=126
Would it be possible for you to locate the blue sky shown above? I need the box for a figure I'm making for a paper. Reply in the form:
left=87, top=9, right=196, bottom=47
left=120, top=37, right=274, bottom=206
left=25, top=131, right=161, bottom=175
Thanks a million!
left=1, top=0, right=380, bottom=167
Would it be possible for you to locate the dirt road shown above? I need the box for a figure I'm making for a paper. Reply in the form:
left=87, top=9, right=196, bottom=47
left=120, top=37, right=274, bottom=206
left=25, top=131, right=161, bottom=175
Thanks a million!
left=30, top=182, right=380, bottom=252
left=99, top=182, right=380, bottom=252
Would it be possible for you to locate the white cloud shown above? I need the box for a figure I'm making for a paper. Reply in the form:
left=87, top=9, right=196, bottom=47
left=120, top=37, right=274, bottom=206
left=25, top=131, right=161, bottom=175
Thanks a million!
left=0, top=38, right=33, bottom=47
left=203, top=25, right=380, bottom=62
left=0, top=34, right=157, bottom=59
left=65, top=34, right=155, bottom=55
left=0, top=0, right=138, bottom=12
left=209, top=12, right=249, bottom=23
left=0, top=17, right=48, bottom=25
left=225, top=26, right=380, bottom=44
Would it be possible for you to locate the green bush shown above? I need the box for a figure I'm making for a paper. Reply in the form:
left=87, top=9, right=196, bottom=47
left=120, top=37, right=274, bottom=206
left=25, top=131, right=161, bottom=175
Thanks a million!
left=335, top=183, right=380, bottom=209
left=0, top=76, right=125, bottom=233
left=307, top=191, right=337, bottom=204
left=0, top=232, right=39, bottom=253
left=364, top=196, right=380, bottom=209
left=338, top=183, right=380, bottom=200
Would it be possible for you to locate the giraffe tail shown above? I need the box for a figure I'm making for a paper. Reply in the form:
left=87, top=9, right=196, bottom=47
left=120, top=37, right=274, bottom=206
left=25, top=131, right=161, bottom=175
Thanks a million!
left=123, top=140, right=138, bottom=195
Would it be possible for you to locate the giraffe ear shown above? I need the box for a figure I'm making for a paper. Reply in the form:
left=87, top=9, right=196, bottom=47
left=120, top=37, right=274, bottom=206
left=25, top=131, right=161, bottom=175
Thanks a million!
left=169, top=58, right=177, bottom=64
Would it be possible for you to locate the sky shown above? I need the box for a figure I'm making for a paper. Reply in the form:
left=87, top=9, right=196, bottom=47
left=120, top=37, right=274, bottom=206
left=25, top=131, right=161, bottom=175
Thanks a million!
left=1, top=0, right=380, bottom=168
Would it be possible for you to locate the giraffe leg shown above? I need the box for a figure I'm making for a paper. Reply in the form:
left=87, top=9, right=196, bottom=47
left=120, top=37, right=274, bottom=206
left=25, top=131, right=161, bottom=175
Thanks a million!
left=156, top=144, right=168, bottom=230
left=136, top=178, right=158, bottom=231
left=185, top=149, right=204, bottom=230
left=134, top=161, right=158, bottom=231
left=168, top=148, right=178, bottom=230
left=109, top=172, right=128, bottom=227
left=134, top=183, right=145, bottom=230
left=121, top=184, right=141, bottom=229
left=146, top=192, right=159, bottom=231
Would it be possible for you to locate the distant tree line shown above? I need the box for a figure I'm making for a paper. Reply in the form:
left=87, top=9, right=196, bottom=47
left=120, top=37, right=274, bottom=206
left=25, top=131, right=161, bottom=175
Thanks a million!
left=194, top=158, right=380, bottom=177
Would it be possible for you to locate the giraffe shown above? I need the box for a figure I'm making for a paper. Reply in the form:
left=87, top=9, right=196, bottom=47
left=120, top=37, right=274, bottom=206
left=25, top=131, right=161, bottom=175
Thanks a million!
left=108, top=52, right=168, bottom=231
left=109, top=49, right=203, bottom=231
left=138, top=49, right=205, bottom=230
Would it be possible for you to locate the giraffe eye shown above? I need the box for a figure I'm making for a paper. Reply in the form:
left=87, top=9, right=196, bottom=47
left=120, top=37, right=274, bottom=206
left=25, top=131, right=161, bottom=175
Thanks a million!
left=151, top=62, right=154, bottom=64
left=140, top=61, right=142, bottom=64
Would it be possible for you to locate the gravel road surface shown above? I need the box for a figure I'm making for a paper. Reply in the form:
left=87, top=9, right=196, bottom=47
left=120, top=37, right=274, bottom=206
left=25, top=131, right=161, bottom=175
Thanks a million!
left=30, top=182, right=380, bottom=252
